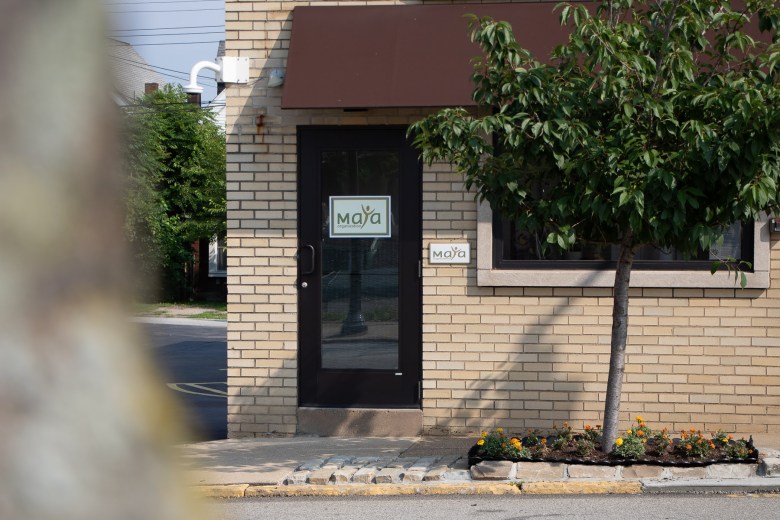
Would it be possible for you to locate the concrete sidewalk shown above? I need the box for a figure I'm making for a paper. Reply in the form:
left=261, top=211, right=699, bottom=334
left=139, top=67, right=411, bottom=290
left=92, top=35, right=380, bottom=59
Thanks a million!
left=178, top=434, right=780, bottom=498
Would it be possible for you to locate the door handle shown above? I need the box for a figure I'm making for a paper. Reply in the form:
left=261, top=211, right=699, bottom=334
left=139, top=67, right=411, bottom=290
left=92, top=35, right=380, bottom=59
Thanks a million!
left=298, top=244, right=316, bottom=275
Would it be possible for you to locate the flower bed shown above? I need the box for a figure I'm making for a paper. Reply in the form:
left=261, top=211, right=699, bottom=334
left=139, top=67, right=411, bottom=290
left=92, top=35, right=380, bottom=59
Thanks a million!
left=468, top=419, right=759, bottom=468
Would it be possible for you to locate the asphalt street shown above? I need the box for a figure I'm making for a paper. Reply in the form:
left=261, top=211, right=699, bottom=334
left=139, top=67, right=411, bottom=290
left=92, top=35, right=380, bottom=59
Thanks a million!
left=210, top=494, right=780, bottom=520
left=140, top=319, right=227, bottom=442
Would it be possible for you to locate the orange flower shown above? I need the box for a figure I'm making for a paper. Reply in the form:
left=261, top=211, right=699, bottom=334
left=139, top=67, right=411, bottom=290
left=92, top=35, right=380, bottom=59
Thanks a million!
left=709, top=443, right=716, bottom=449
left=637, top=430, right=645, bottom=437
left=697, top=439, right=703, bottom=445
left=585, top=424, right=592, bottom=431
left=686, top=445, right=692, bottom=450
left=540, top=438, right=547, bottom=445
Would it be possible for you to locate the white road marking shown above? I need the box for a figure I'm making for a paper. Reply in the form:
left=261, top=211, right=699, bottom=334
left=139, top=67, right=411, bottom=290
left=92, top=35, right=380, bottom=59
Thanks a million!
left=167, top=382, right=227, bottom=398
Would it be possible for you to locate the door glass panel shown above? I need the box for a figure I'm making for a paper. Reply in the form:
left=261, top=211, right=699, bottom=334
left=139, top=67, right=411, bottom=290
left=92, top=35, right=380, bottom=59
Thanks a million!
left=320, top=151, right=399, bottom=370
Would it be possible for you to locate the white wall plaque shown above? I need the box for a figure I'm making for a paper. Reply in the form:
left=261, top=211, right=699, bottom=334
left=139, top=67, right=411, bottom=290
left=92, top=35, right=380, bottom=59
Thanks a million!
left=329, top=196, right=391, bottom=238
left=429, top=243, right=471, bottom=264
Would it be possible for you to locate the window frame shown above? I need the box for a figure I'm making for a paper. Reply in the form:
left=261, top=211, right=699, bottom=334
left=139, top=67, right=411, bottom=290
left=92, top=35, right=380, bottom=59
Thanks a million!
left=208, top=234, right=227, bottom=278
left=476, top=201, right=771, bottom=288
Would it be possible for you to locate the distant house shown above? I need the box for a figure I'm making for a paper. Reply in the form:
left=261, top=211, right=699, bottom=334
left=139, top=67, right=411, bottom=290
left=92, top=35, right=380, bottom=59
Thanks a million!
left=108, top=39, right=165, bottom=105
left=192, top=41, right=228, bottom=301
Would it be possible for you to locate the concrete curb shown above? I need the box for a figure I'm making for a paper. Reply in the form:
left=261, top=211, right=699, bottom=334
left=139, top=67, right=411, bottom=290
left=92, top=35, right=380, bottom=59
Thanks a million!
left=132, top=316, right=227, bottom=328
left=641, top=478, right=780, bottom=494
left=194, top=478, right=780, bottom=499
left=521, top=481, right=642, bottom=495
left=194, top=481, right=650, bottom=498
left=197, top=483, right=522, bottom=498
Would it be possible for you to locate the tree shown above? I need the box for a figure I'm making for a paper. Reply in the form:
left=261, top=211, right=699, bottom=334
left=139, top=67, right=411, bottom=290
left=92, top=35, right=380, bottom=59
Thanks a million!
left=410, top=0, right=780, bottom=451
left=122, top=85, right=226, bottom=301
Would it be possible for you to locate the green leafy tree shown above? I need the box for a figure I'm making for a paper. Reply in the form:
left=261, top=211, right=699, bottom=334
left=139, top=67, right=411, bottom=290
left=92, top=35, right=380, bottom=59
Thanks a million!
left=410, top=0, right=780, bottom=451
left=122, top=85, right=226, bottom=300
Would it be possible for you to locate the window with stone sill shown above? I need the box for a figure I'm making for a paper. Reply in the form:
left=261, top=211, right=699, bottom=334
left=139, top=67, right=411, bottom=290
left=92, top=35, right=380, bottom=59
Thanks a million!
left=476, top=202, right=770, bottom=289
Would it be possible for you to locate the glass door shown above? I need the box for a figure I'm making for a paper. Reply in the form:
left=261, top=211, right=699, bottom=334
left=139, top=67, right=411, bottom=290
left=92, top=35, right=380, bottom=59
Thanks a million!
left=298, top=127, right=421, bottom=407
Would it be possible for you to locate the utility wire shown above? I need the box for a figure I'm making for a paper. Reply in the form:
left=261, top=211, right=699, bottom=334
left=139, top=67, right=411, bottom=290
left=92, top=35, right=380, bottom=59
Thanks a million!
left=107, top=8, right=223, bottom=14
left=113, top=24, right=224, bottom=31
left=107, top=0, right=221, bottom=5
left=111, top=40, right=223, bottom=46
left=111, top=55, right=216, bottom=82
left=112, top=30, right=224, bottom=38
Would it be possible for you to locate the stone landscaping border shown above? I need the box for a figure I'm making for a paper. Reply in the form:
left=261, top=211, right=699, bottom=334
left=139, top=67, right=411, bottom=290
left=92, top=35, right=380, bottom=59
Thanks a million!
left=194, top=456, right=780, bottom=499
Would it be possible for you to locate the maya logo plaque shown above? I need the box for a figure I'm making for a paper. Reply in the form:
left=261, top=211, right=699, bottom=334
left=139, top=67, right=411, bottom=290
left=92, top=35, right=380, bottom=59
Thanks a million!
left=429, top=243, right=471, bottom=264
left=329, top=196, right=391, bottom=238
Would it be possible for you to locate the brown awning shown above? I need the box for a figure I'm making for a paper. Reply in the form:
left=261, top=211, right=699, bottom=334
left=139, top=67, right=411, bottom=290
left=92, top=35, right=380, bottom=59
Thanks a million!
left=281, top=3, right=577, bottom=109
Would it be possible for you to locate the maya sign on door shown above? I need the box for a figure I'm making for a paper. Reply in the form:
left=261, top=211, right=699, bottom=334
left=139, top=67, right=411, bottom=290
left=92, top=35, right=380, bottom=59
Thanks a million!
left=329, top=196, right=391, bottom=238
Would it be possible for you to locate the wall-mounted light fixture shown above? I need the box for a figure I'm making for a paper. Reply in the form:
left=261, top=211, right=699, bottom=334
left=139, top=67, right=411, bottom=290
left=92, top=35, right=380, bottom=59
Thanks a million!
left=183, top=57, right=249, bottom=103
left=268, top=68, right=285, bottom=88
left=770, top=217, right=780, bottom=234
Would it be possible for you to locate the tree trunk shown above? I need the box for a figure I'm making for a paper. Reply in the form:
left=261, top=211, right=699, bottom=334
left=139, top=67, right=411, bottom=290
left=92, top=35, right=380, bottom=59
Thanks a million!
left=601, top=231, right=637, bottom=452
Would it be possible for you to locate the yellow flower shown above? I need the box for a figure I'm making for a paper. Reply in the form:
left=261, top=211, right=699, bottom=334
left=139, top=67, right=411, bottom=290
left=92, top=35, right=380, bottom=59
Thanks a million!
left=477, top=439, right=485, bottom=446
left=496, top=427, right=504, bottom=434
left=626, top=429, right=633, bottom=435
left=615, top=438, right=624, bottom=447
left=482, top=431, right=488, bottom=437
left=636, top=415, right=643, bottom=422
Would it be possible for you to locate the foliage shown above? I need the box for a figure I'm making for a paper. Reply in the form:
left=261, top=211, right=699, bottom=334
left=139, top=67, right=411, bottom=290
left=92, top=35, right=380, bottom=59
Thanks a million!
left=472, top=420, right=757, bottom=463
left=121, top=85, right=226, bottom=301
left=725, top=438, right=754, bottom=459
left=410, top=0, right=780, bottom=450
left=523, top=429, right=551, bottom=458
left=476, top=428, right=531, bottom=459
left=550, top=422, right=575, bottom=450
left=613, top=416, right=651, bottom=458
left=650, top=427, right=673, bottom=455
left=675, top=428, right=716, bottom=458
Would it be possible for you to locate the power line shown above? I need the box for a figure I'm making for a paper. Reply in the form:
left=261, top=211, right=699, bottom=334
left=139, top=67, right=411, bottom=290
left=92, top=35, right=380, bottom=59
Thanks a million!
left=111, top=54, right=217, bottom=83
left=111, top=40, right=223, bottom=46
left=107, top=8, right=223, bottom=14
left=112, top=24, right=224, bottom=32
left=107, top=0, right=221, bottom=5
left=112, top=30, right=224, bottom=38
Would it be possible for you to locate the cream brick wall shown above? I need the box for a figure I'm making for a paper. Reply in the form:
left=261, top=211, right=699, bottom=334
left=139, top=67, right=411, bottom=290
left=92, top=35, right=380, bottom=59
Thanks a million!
left=225, top=0, right=780, bottom=438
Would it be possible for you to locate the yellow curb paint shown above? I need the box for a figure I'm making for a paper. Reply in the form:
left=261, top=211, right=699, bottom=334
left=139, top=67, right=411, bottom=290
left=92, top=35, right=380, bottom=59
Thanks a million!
left=197, top=481, right=643, bottom=499
left=521, top=481, right=642, bottom=495
left=195, top=484, right=249, bottom=498
left=242, top=483, right=522, bottom=497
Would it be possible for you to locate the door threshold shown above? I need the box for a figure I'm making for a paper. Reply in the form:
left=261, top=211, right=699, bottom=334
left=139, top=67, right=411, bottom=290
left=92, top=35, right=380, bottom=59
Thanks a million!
left=297, top=407, right=422, bottom=437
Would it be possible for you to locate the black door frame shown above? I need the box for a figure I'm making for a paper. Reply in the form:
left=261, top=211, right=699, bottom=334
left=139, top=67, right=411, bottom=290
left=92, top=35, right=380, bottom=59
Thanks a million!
left=297, top=126, right=422, bottom=408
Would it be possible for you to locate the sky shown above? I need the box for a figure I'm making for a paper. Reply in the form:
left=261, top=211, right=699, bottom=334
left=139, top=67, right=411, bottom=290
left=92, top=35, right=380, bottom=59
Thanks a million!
left=105, top=0, right=225, bottom=104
